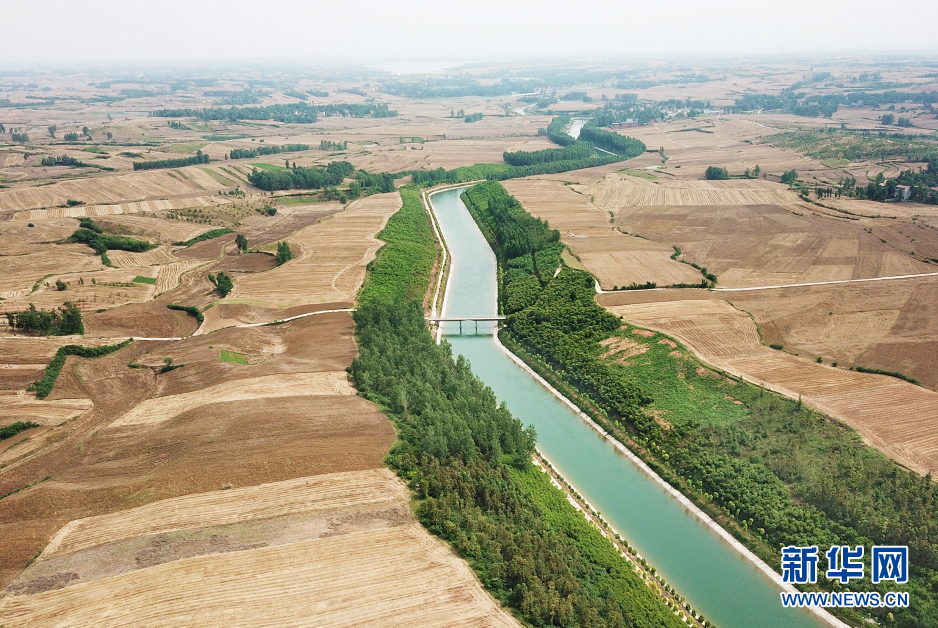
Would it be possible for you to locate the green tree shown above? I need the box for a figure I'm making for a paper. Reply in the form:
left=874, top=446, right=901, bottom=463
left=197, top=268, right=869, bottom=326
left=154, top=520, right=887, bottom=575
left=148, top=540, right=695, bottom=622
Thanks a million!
left=208, top=272, right=234, bottom=297
left=275, top=241, right=294, bottom=265
left=881, top=113, right=895, bottom=125
left=82, top=126, right=91, bottom=138
left=705, top=166, right=729, bottom=180
left=235, top=233, right=248, bottom=253
left=781, top=169, right=798, bottom=185
left=47, top=125, right=57, bottom=138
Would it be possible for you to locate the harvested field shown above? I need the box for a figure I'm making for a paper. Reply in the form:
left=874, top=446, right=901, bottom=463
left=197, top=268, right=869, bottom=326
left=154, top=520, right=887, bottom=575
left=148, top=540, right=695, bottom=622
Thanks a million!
left=0, top=523, right=520, bottom=628
left=11, top=195, right=231, bottom=222
left=582, top=176, right=800, bottom=207
left=42, top=469, right=407, bottom=557
left=0, top=246, right=102, bottom=294
left=0, top=394, right=92, bottom=428
left=726, top=275, right=938, bottom=390
left=155, top=260, right=205, bottom=293
left=231, top=192, right=401, bottom=308
left=502, top=178, right=701, bottom=288
left=605, top=299, right=938, bottom=475
left=106, top=246, right=179, bottom=268
left=0, top=391, right=394, bottom=589
left=597, top=198, right=937, bottom=288
left=214, top=252, right=278, bottom=273
left=0, top=168, right=227, bottom=214
left=111, top=371, right=355, bottom=427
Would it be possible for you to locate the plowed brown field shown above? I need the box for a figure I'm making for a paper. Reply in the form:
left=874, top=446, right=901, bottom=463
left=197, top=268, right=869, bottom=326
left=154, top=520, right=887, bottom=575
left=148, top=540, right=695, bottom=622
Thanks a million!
left=604, top=299, right=938, bottom=475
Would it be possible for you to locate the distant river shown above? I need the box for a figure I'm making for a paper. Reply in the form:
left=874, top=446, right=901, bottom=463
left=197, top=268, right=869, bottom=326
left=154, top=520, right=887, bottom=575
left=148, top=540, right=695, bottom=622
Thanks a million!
left=429, top=187, right=828, bottom=628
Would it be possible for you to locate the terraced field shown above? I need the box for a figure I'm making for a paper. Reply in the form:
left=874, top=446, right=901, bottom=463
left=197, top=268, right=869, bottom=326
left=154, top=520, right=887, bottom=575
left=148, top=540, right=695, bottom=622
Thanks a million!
left=1, top=470, right=521, bottom=628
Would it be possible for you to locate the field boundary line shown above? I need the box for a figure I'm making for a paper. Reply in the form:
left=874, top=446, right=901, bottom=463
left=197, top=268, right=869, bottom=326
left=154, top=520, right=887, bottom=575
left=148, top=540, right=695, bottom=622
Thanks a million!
left=713, top=271, right=938, bottom=292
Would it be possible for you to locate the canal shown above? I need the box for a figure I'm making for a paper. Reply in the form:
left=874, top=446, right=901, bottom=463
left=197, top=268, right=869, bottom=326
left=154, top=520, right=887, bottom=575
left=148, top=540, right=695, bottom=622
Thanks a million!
left=429, top=187, right=828, bottom=628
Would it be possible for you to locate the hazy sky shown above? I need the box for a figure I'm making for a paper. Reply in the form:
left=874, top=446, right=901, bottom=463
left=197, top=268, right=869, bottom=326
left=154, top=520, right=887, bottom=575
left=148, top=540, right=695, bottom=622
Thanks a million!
left=2, top=0, right=936, bottom=69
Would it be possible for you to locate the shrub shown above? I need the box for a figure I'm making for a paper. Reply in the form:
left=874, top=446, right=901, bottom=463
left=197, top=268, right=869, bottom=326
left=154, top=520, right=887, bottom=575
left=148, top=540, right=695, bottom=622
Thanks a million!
left=5, top=302, right=84, bottom=335
left=166, top=304, right=204, bottom=325
left=29, top=339, right=132, bottom=399
left=705, top=166, right=729, bottom=180
left=0, top=421, right=41, bottom=441
left=769, top=343, right=783, bottom=350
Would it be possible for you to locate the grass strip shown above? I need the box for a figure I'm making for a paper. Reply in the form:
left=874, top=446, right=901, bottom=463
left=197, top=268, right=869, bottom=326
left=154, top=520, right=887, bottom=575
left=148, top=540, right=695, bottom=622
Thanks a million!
left=219, top=349, right=248, bottom=365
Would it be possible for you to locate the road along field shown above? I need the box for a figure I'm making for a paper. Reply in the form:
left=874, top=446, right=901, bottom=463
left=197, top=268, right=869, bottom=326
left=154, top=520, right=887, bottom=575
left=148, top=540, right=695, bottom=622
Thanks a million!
left=0, top=469, right=521, bottom=628
left=503, top=178, right=702, bottom=288
left=601, top=298, right=938, bottom=476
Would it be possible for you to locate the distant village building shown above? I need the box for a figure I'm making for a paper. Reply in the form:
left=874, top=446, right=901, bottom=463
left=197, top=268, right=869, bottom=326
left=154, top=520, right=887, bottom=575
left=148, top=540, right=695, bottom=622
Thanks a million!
left=611, top=119, right=639, bottom=129
left=895, top=185, right=912, bottom=200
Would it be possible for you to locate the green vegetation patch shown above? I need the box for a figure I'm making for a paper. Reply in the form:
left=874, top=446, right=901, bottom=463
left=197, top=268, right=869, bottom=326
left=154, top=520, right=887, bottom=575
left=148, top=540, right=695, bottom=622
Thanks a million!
left=132, top=275, right=157, bottom=285
left=0, top=421, right=41, bottom=441
left=219, top=349, right=248, bottom=365
left=172, top=227, right=233, bottom=247
left=166, top=303, right=204, bottom=325
left=359, top=186, right=437, bottom=305
left=764, top=128, right=938, bottom=163
left=250, top=162, right=286, bottom=171
left=29, top=339, right=132, bottom=399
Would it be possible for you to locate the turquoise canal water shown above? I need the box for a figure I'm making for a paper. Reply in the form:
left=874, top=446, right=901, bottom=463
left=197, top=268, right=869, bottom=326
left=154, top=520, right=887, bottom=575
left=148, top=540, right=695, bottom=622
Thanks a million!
left=429, top=188, right=826, bottom=628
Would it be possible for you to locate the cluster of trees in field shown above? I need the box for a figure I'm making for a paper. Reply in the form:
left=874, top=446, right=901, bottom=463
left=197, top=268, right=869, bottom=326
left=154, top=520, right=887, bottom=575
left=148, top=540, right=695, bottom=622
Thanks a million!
left=208, top=272, right=233, bottom=297
left=503, top=142, right=595, bottom=167
left=462, top=181, right=562, bottom=312
left=68, top=218, right=155, bottom=255
left=172, top=227, right=233, bottom=247
left=167, top=304, right=203, bottom=325
left=5, top=302, right=84, bottom=336
left=354, top=170, right=396, bottom=194
left=578, top=125, right=646, bottom=157
left=479, top=187, right=938, bottom=626
left=379, top=78, right=540, bottom=99
left=350, top=188, right=687, bottom=628
left=40, top=154, right=87, bottom=167
left=542, top=114, right=576, bottom=146
left=275, top=241, right=294, bottom=265
left=150, top=102, right=397, bottom=124
left=28, top=339, right=132, bottom=399
left=319, top=140, right=347, bottom=150
left=0, top=421, right=40, bottom=441
left=229, top=144, right=310, bottom=159
left=768, top=128, right=938, bottom=165
left=849, top=166, right=938, bottom=204
left=881, top=113, right=913, bottom=127
left=133, top=150, right=210, bottom=171
left=405, top=163, right=510, bottom=186
left=730, top=89, right=938, bottom=118
left=247, top=160, right=354, bottom=191
left=464, top=112, right=483, bottom=123
left=590, top=104, right=668, bottom=127
left=9, top=129, right=28, bottom=143
left=704, top=165, right=762, bottom=181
